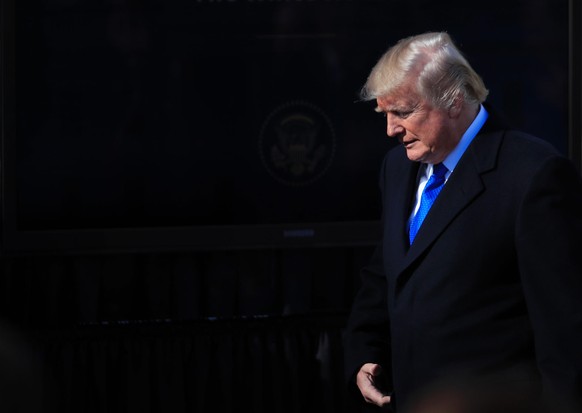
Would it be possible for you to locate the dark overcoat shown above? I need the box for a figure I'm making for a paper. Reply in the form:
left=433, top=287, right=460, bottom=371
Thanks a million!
left=344, top=111, right=582, bottom=411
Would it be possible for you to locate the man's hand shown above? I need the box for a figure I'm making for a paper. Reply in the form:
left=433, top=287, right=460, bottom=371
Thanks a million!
left=356, top=363, right=392, bottom=408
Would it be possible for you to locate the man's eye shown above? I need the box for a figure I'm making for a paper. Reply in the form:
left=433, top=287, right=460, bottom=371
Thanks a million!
left=382, top=110, right=412, bottom=119
left=387, top=110, right=411, bottom=118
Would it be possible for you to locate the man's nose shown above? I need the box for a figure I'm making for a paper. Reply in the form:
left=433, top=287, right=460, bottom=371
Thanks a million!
left=386, top=114, right=403, bottom=137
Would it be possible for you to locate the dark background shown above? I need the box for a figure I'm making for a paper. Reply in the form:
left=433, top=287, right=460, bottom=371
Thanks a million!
left=0, top=0, right=577, bottom=412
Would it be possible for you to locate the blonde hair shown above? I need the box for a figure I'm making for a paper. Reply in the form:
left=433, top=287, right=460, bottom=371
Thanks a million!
left=361, top=32, right=489, bottom=109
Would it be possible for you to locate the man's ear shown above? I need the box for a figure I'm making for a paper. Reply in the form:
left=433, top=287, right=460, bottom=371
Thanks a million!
left=448, top=95, right=464, bottom=118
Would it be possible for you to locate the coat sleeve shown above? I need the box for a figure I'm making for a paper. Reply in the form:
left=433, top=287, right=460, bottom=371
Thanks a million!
left=515, top=155, right=582, bottom=410
left=343, top=243, right=391, bottom=378
left=343, top=156, right=393, bottom=394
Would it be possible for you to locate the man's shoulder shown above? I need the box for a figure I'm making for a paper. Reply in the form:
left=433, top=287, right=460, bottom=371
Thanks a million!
left=477, top=105, right=563, bottom=162
left=467, top=128, right=580, bottom=192
left=496, top=131, right=569, bottom=177
left=474, top=127, right=563, bottom=167
left=500, top=130, right=561, bottom=158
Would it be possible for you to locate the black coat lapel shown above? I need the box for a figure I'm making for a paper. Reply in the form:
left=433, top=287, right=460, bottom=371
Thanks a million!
left=383, top=149, right=421, bottom=274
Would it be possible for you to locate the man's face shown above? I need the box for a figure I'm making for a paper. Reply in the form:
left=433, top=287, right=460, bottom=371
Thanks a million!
left=376, top=86, right=460, bottom=164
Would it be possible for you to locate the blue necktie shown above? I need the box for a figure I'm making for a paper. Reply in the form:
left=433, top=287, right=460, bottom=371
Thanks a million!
left=409, top=163, right=449, bottom=244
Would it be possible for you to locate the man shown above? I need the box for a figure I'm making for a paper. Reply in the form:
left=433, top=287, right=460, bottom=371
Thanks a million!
left=343, top=32, right=582, bottom=412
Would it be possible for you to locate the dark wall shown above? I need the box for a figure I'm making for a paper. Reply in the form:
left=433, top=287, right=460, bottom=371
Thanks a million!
left=1, top=0, right=571, bottom=253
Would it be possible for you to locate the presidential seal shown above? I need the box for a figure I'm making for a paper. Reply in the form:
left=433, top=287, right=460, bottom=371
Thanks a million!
left=259, top=101, right=336, bottom=186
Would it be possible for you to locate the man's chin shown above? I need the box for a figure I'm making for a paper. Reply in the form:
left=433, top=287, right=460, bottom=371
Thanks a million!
left=406, top=149, right=442, bottom=164
left=405, top=150, right=426, bottom=163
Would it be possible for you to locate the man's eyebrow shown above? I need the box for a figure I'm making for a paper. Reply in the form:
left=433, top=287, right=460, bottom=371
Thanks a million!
left=375, top=104, right=415, bottom=114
